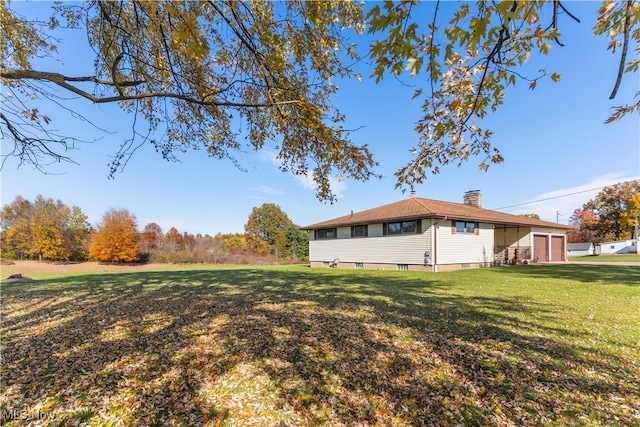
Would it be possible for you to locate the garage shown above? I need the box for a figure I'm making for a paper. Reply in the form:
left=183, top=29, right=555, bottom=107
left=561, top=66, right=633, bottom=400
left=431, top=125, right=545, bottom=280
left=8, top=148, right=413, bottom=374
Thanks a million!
left=551, top=235, right=565, bottom=261
left=533, top=235, right=549, bottom=263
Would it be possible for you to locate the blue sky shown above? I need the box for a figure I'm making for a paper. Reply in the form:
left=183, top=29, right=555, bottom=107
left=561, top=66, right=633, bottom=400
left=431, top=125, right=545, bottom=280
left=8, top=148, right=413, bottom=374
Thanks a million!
left=1, top=1, right=638, bottom=235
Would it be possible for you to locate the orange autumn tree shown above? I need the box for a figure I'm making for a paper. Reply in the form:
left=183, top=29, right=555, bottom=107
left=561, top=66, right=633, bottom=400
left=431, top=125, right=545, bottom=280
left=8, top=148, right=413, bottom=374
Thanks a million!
left=89, top=209, right=140, bottom=263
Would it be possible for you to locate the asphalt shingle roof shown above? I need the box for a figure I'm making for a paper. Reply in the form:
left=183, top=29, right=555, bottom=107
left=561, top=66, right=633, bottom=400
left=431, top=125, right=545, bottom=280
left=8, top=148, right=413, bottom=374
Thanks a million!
left=302, top=196, right=575, bottom=230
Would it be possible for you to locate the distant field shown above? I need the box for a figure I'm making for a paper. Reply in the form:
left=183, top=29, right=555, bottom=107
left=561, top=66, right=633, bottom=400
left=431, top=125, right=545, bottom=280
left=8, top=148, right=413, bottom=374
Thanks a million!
left=568, top=253, right=640, bottom=263
left=1, top=262, right=639, bottom=426
left=1, top=260, right=225, bottom=279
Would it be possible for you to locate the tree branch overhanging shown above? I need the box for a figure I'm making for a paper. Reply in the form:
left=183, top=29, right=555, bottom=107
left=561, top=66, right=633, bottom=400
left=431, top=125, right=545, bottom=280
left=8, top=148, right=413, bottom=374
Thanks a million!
left=461, top=1, right=516, bottom=128
left=0, top=111, right=77, bottom=170
left=1, top=68, right=302, bottom=108
left=609, top=0, right=633, bottom=100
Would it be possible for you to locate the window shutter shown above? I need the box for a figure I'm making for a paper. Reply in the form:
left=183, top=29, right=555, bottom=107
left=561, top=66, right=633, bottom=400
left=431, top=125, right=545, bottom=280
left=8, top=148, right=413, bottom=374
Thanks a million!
left=383, top=223, right=388, bottom=236
left=474, top=224, right=479, bottom=235
left=416, top=219, right=422, bottom=234
left=451, top=224, right=456, bottom=234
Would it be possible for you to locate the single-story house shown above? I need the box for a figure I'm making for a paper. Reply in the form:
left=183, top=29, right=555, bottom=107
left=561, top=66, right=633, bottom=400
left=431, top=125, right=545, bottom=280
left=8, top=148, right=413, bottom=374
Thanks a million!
left=596, top=239, right=638, bottom=255
left=567, top=242, right=596, bottom=257
left=302, top=191, right=575, bottom=272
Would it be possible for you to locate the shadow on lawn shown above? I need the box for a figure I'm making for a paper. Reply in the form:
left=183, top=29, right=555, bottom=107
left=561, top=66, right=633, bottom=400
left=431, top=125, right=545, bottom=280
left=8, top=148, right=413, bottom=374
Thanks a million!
left=497, top=263, right=640, bottom=286
left=2, top=268, right=638, bottom=425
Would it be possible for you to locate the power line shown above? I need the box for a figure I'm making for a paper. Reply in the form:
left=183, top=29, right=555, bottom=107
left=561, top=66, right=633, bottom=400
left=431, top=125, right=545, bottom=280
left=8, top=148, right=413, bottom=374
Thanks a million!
left=492, top=180, right=639, bottom=211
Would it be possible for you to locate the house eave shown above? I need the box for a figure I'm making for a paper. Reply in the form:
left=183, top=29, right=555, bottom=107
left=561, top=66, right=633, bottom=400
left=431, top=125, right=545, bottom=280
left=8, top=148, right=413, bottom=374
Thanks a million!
left=302, top=215, right=574, bottom=231
left=301, top=196, right=575, bottom=231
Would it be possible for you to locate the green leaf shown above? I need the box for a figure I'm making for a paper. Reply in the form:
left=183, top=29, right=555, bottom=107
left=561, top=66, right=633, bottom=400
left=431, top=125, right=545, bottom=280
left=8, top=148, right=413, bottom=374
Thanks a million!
left=625, top=60, right=640, bottom=73
left=539, top=42, right=551, bottom=55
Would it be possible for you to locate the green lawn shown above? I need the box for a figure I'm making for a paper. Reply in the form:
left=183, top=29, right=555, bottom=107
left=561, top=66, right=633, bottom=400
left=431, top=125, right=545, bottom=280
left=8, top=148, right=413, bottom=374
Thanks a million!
left=1, top=265, right=639, bottom=426
left=569, top=253, right=640, bottom=263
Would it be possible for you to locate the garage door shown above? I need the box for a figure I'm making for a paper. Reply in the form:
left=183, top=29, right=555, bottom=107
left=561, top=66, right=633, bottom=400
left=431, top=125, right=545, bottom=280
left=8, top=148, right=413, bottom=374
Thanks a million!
left=551, top=236, right=565, bottom=261
left=534, top=235, right=549, bottom=262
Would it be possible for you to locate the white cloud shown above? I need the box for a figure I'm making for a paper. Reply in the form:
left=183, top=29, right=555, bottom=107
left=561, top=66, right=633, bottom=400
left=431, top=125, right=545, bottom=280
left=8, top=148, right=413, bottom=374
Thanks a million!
left=501, top=173, right=640, bottom=224
left=291, top=171, right=347, bottom=199
left=247, top=194, right=267, bottom=202
left=258, top=149, right=279, bottom=166
left=258, top=148, right=348, bottom=200
left=249, top=185, right=285, bottom=196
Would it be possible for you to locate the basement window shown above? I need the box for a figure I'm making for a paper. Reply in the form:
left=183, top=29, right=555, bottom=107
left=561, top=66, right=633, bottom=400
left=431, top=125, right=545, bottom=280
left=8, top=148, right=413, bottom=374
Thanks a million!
left=397, top=264, right=409, bottom=271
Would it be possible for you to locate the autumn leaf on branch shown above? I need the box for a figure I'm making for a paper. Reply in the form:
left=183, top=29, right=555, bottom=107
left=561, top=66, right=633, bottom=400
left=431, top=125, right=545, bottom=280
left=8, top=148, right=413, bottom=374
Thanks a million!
left=1, top=1, right=638, bottom=198
left=368, top=0, right=639, bottom=191
left=0, top=0, right=376, bottom=203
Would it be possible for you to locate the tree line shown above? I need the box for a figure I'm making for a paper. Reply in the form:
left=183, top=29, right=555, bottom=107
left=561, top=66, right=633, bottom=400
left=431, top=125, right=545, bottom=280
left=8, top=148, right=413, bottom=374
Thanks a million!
left=2, top=181, right=637, bottom=262
left=568, top=181, right=640, bottom=243
left=0, top=197, right=308, bottom=264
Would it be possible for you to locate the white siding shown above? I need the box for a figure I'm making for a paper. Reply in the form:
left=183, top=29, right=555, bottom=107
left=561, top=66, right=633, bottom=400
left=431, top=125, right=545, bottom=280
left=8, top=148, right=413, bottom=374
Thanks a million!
left=531, top=226, right=568, bottom=233
left=435, top=221, right=494, bottom=265
left=310, top=226, right=431, bottom=265
left=597, top=240, right=633, bottom=255
left=337, top=227, right=351, bottom=239
left=369, top=224, right=383, bottom=238
left=308, top=219, right=569, bottom=268
left=567, top=244, right=594, bottom=257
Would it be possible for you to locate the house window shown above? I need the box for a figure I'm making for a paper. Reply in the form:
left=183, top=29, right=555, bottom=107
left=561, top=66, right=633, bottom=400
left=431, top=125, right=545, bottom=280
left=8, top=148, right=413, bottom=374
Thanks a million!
left=351, top=225, right=368, bottom=238
left=315, top=228, right=336, bottom=239
left=355, top=262, right=364, bottom=269
left=384, top=220, right=421, bottom=235
left=454, top=221, right=478, bottom=234
left=397, top=264, right=409, bottom=270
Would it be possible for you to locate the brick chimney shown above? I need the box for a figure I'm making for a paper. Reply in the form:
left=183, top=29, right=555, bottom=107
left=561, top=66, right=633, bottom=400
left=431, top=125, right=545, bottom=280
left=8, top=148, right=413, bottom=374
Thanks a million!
left=463, top=190, right=482, bottom=208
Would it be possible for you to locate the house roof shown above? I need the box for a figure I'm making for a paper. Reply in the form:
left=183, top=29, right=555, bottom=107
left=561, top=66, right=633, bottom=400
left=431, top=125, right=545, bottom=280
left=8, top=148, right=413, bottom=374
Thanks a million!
left=567, top=243, right=594, bottom=250
left=302, top=196, right=575, bottom=230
